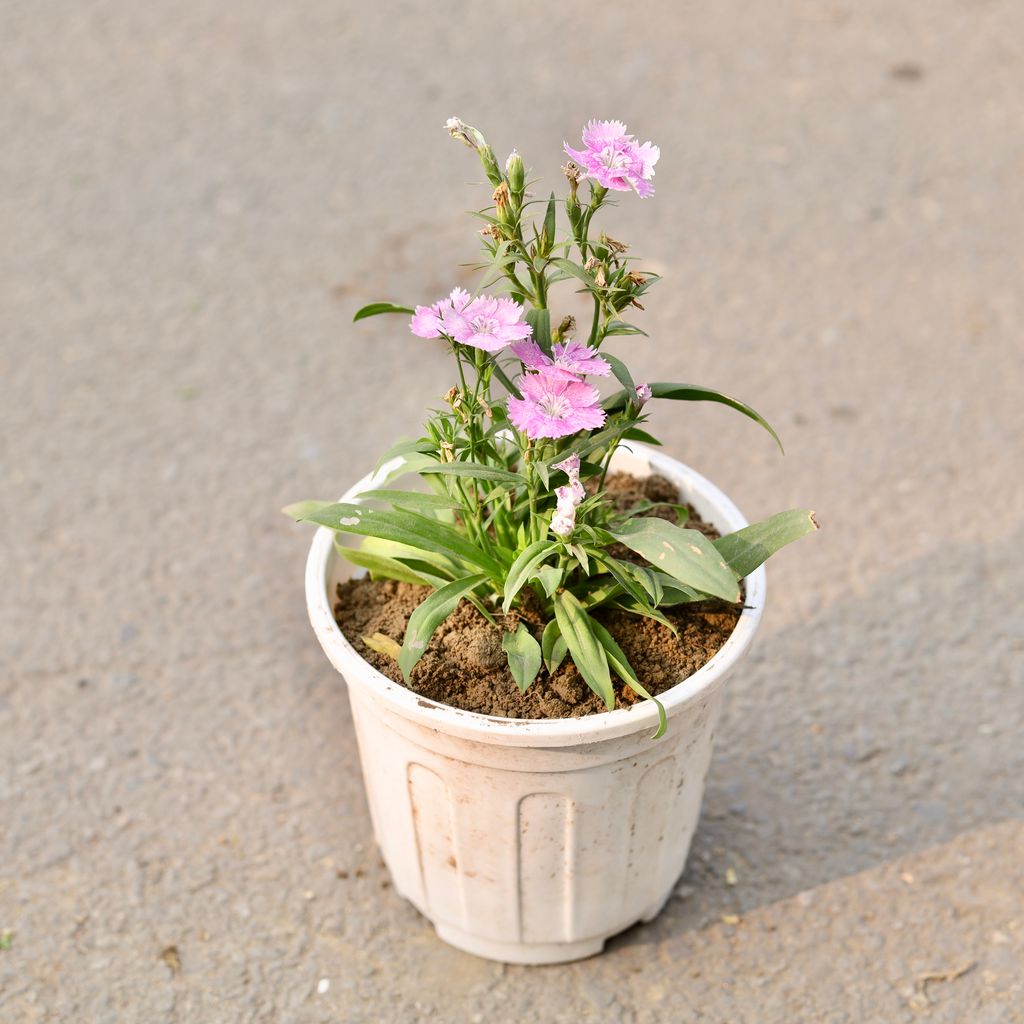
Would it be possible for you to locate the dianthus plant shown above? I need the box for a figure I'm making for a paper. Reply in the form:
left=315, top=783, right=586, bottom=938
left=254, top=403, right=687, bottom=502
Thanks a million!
left=287, top=119, right=816, bottom=736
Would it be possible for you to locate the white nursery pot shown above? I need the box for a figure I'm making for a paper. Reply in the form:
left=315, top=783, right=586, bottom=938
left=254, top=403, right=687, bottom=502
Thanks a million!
left=304, top=444, right=766, bottom=965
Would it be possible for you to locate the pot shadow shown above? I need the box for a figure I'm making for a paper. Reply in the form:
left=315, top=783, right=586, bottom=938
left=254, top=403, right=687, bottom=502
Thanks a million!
left=606, top=524, right=1024, bottom=953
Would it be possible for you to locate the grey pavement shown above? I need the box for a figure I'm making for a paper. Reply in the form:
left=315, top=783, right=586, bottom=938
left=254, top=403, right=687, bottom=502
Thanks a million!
left=2, top=1, right=1023, bottom=1021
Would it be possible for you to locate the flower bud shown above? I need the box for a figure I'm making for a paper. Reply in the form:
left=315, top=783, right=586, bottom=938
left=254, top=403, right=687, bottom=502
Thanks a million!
left=445, top=117, right=503, bottom=186
left=505, top=150, right=525, bottom=194
left=634, top=383, right=652, bottom=408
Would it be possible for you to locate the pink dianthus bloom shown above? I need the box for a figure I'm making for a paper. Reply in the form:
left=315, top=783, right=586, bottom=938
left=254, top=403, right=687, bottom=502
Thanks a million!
left=448, top=295, right=532, bottom=353
left=507, top=374, right=606, bottom=440
left=510, top=339, right=611, bottom=381
left=564, top=120, right=660, bottom=199
left=409, top=287, right=472, bottom=338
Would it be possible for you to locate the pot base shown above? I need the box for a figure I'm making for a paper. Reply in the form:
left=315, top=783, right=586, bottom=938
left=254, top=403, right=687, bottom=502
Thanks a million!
left=433, top=922, right=606, bottom=966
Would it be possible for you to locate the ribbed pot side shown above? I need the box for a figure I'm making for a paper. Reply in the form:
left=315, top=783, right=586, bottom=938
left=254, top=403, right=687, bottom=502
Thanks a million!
left=304, top=444, right=766, bottom=964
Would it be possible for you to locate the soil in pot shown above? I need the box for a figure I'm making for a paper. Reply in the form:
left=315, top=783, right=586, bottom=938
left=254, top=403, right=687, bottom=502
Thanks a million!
left=334, top=472, right=742, bottom=720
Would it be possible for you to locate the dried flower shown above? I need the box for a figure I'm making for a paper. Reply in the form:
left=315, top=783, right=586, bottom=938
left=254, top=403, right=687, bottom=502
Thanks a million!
left=564, top=120, right=659, bottom=198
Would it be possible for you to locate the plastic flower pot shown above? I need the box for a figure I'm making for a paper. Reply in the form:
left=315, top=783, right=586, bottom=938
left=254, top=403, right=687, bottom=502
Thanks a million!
left=303, top=443, right=766, bottom=965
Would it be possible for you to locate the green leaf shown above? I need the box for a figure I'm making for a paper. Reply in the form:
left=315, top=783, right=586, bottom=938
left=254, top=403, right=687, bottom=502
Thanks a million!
left=502, top=623, right=543, bottom=692
left=282, top=499, right=333, bottom=520
left=553, top=591, right=614, bottom=709
left=611, top=518, right=740, bottom=602
left=569, top=543, right=591, bottom=575
left=609, top=597, right=679, bottom=635
left=594, top=554, right=656, bottom=608
left=714, top=509, right=819, bottom=579
left=338, top=546, right=435, bottom=586
left=588, top=618, right=667, bottom=739
left=400, top=574, right=488, bottom=680
left=525, top=307, right=552, bottom=355
left=354, top=489, right=461, bottom=513
left=291, top=502, right=503, bottom=579
left=541, top=619, right=567, bottom=675
left=621, top=428, right=662, bottom=446
left=604, top=382, right=783, bottom=453
left=532, top=564, right=563, bottom=598
left=601, top=352, right=636, bottom=397
left=353, top=302, right=414, bottom=322
left=418, top=461, right=526, bottom=487
left=372, top=437, right=436, bottom=473
left=550, top=257, right=597, bottom=288
left=603, top=320, right=648, bottom=338
left=541, top=192, right=557, bottom=255
left=503, top=539, right=557, bottom=612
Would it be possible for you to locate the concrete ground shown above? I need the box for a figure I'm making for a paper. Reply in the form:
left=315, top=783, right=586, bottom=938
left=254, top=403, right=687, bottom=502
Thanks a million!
left=2, top=1, right=1023, bottom=1020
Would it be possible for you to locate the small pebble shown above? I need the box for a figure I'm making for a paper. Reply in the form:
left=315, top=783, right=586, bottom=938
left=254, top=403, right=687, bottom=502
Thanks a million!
left=317, top=978, right=330, bottom=995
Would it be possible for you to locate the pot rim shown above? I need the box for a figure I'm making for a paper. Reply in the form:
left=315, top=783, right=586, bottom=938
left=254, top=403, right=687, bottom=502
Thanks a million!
left=304, top=443, right=766, bottom=747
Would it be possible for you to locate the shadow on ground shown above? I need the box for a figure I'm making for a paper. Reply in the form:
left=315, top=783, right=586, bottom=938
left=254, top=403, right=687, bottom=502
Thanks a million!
left=608, top=524, right=1024, bottom=952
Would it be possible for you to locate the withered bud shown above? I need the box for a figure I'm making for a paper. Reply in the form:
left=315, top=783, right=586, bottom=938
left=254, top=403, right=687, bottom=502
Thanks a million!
left=439, top=440, right=456, bottom=463
left=583, top=256, right=600, bottom=273
left=600, top=233, right=629, bottom=255
left=562, top=160, right=583, bottom=202
left=443, top=386, right=459, bottom=405
left=493, top=180, right=511, bottom=211
left=479, top=224, right=502, bottom=241
left=595, top=266, right=607, bottom=288
left=557, top=315, right=576, bottom=337
left=626, top=271, right=648, bottom=287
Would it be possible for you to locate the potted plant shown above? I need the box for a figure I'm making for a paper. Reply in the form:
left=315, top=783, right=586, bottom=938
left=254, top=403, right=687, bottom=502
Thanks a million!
left=286, top=118, right=816, bottom=964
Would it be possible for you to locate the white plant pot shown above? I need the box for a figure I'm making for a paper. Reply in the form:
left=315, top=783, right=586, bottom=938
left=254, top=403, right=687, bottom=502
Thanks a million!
left=303, top=444, right=766, bottom=964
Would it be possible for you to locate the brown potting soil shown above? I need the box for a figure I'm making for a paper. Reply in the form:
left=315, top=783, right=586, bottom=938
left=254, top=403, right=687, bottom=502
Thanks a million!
left=333, top=472, right=742, bottom=720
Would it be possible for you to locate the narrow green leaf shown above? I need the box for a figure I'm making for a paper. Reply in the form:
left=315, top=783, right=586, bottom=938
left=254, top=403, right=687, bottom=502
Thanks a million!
left=372, top=437, right=436, bottom=473
left=338, top=546, right=435, bottom=586
left=400, top=574, right=488, bottom=680
left=609, top=597, right=679, bottom=635
left=594, top=554, right=655, bottom=608
left=611, top=518, right=740, bottom=602
left=714, top=509, right=819, bottom=579
left=354, top=489, right=461, bottom=513
left=621, top=428, right=662, bottom=446
left=603, top=320, right=648, bottom=338
left=541, top=618, right=567, bottom=675
left=292, top=502, right=503, bottom=579
left=418, top=461, right=526, bottom=487
left=588, top=618, right=667, bottom=739
left=282, top=500, right=333, bottom=520
left=501, top=623, right=543, bottom=692
left=550, top=257, right=597, bottom=288
left=353, top=302, right=414, bottom=322
left=601, top=352, right=636, bottom=397
left=553, top=591, right=614, bottom=709
left=525, top=307, right=552, bottom=355
left=542, top=192, right=557, bottom=254
left=503, top=539, right=557, bottom=612
left=603, top=382, right=783, bottom=453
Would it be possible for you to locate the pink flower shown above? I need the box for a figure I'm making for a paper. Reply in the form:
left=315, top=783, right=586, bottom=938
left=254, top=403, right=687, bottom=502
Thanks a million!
left=510, top=339, right=611, bottom=382
left=507, top=374, right=606, bottom=440
left=448, top=295, right=532, bottom=353
left=635, top=383, right=652, bottom=406
left=552, top=453, right=585, bottom=502
left=550, top=484, right=581, bottom=538
left=564, top=120, right=660, bottom=199
left=410, top=287, right=472, bottom=338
